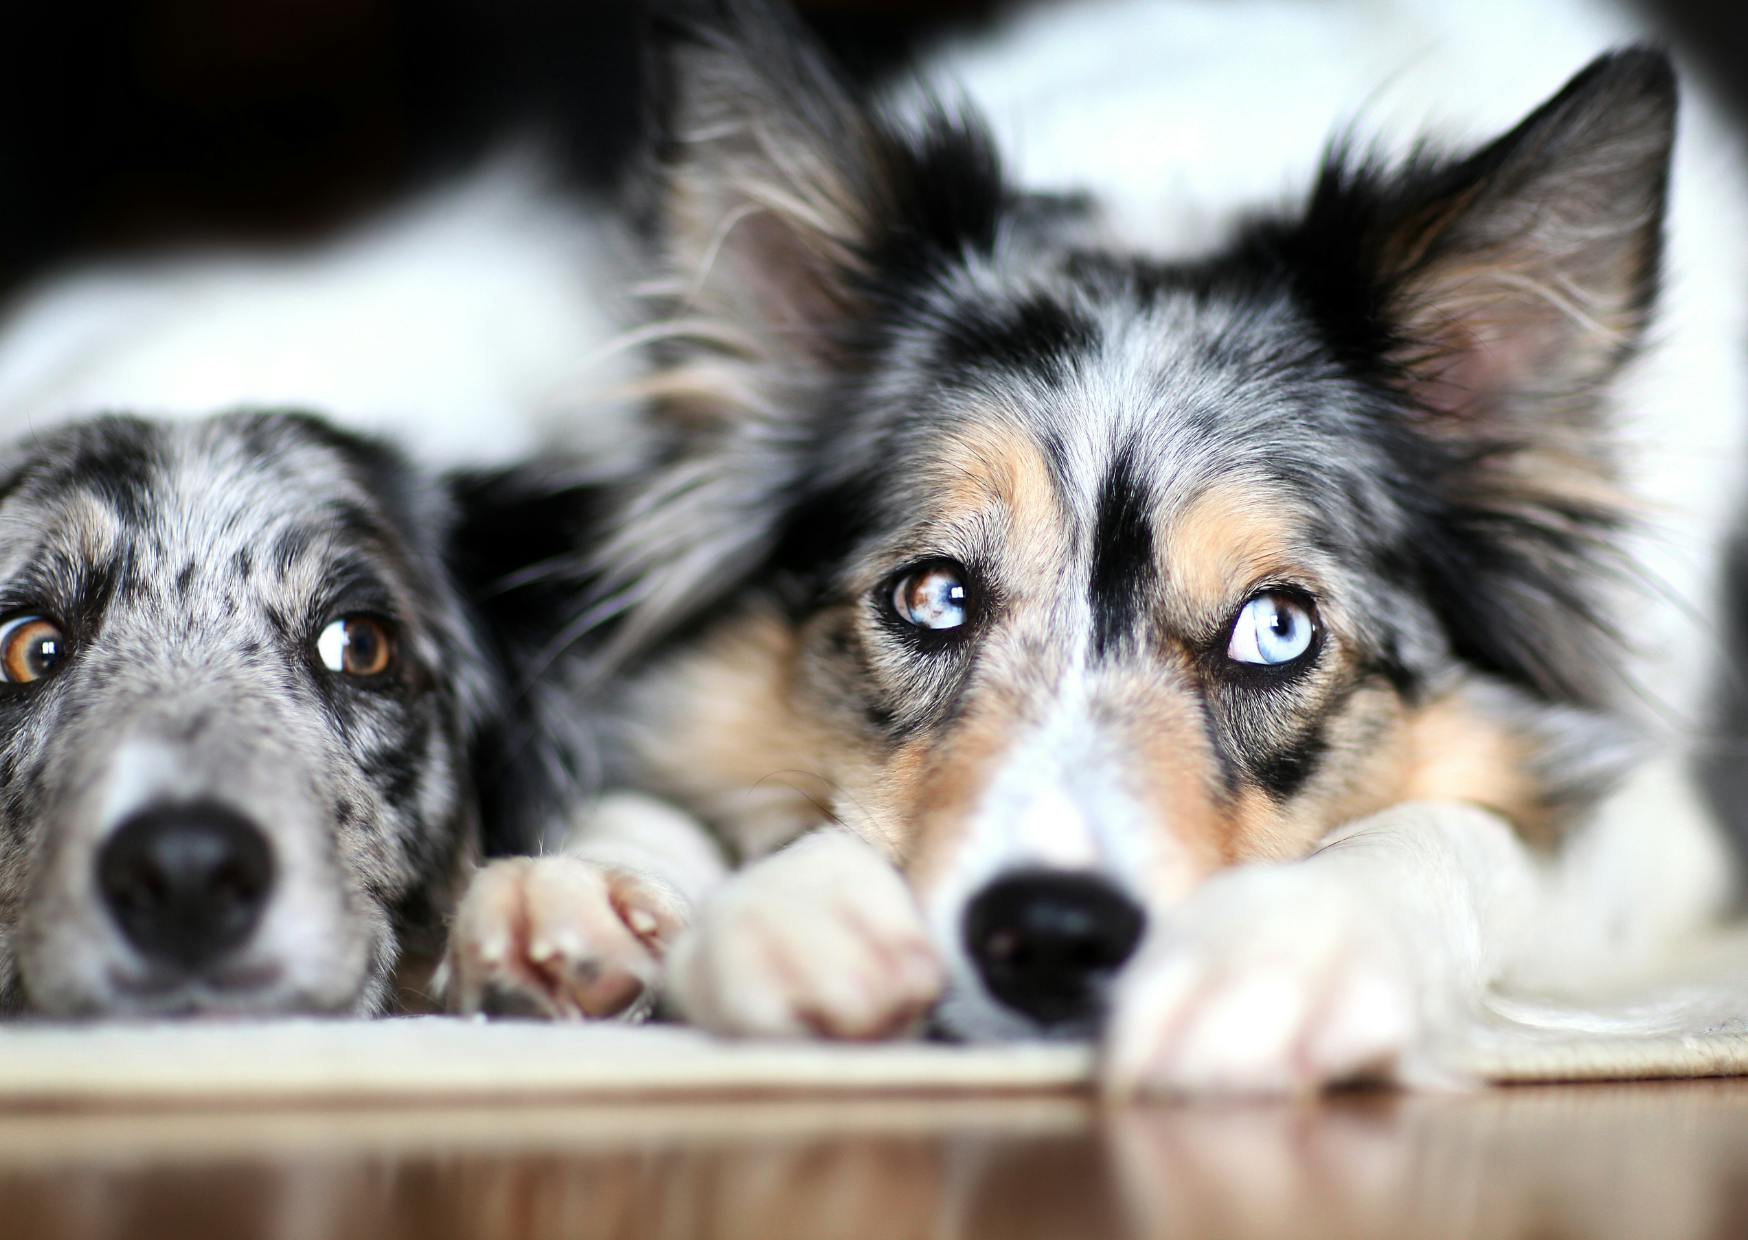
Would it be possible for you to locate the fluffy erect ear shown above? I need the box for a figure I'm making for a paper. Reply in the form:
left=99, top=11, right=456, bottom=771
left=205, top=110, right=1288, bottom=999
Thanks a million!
left=1291, top=49, right=1676, bottom=709
left=1360, top=48, right=1674, bottom=440
left=648, top=0, right=1004, bottom=380
left=1390, top=49, right=1673, bottom=432
left=590, top=0, right=1004, bottom=653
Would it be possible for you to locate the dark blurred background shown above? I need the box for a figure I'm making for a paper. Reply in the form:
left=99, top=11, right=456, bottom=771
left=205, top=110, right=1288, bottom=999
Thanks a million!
left=0, top=0, right=1738, bottom=295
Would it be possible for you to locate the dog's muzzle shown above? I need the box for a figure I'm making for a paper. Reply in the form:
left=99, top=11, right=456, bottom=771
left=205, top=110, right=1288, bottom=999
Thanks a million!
left=963, top=869, right=1145, bottom=1028
left=97, top=800, right=276, bottom=975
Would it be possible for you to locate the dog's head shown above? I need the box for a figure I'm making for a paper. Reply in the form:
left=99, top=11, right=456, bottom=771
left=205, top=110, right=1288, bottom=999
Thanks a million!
left=606, top=3, right=1673, bottom=1039
left=0, top=411, right=583, bottom=1016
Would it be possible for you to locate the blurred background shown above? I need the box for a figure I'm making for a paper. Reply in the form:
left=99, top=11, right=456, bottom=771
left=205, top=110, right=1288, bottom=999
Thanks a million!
left=0, top=0, right=1740, bottom=298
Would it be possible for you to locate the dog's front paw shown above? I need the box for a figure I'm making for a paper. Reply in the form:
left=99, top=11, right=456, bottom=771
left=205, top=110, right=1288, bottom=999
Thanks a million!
left=667, top=830, right=944, bottom=1039
left=444, top=856, right=687, bottom=1021
left=1103, top=868, right=1428, bottom=1097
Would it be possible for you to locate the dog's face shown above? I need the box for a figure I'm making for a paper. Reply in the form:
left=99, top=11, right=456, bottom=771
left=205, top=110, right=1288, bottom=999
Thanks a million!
left=0, top=412, right=511, bottom=1016
left=611, top=7, right=1668, bottom=1038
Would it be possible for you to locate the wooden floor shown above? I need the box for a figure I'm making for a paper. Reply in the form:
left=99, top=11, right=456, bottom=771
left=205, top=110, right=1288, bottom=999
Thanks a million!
left=3, top=1081, right=1746, bottom=1239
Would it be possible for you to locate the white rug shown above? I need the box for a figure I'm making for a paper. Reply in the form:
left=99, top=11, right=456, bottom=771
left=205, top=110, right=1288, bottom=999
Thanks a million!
left=0, top=1015, right=1742, bottom=1104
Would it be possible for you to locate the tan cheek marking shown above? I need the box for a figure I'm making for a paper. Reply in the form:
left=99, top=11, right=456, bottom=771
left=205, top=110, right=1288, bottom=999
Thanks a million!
left=1220, top=789, right=1324, bottom=865
left=868, top=423, right=1070, bottom=885
left=1135, top=681, right=1418, bottom=886
left=631, top=607, right=840, bottom=855
left=1161, top=483, right=1301, bottom=618
left=898, top=672, right=1047, bottom=899
left=1136, top=727, right=1227, bottom=892
left=1400, top=694, right=1548, bottom=842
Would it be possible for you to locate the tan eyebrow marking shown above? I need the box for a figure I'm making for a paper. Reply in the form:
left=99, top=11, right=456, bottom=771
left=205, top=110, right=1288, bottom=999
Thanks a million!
left=1160, top=481, right=1300, bottom=614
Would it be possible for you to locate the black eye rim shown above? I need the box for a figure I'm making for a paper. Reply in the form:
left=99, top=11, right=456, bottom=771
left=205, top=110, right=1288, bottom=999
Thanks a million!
left=875, top=557, right=980, bottom=652
left=1215, top=586, right=1324, bottom=687
left=0, top=610, right=72, bottom=690
left=312, top=611, right=402, bottom=684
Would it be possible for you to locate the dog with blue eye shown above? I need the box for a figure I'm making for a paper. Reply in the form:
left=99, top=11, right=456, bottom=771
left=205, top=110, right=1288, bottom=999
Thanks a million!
left=0, top=410, right=605, bottom=1017
left=442, top=0, right=1748, bottom=1093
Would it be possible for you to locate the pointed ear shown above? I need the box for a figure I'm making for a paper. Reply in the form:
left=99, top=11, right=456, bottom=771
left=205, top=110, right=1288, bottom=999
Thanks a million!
left=1278, top=50, right=1676, bottom=711
left=580, top=1, right=1005, bottom=656
left=649, top=0, right=1004, bottom=378
left=1303, top=50, right=1676, bottom=710
left=1375, top=48, right=1675, bottom=429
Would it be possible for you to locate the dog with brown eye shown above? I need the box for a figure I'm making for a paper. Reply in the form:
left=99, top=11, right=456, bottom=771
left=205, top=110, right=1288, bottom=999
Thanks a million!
left=0, top=411, right=595, bottom=1017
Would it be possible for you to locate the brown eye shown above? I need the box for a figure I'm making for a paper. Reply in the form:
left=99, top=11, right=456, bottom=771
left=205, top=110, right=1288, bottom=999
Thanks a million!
left=891, top=561, right=968, bottom=631
left=0, top=615, right=68, bottom=685
left=315, top=616, right=396, bottom=678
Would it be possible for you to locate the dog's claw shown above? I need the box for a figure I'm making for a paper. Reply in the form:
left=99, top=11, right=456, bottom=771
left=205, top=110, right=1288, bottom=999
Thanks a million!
left=478, top=980, right=550, bottom=1021
left=443, top=855, right=689, bottom=1022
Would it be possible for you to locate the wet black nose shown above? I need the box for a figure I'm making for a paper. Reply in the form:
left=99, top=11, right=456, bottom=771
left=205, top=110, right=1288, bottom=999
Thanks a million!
left=965, top=870, right=1145, bottom=1028
left=97, top=802, right=275, bottom=971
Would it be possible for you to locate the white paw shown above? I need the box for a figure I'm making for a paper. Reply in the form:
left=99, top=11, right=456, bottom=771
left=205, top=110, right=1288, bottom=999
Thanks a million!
left=668, top=831, right=944, bottom=1039
left=1103, top=867, right=1430, bottom=1096
left=443, top=856, right=688, bottom=1021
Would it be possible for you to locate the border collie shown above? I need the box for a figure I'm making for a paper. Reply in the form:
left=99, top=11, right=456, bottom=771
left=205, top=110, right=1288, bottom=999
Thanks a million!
left=0, top=404, right=618, bottom=1018
left=0, top=412, right=521, bottom=1014
left=454, top=0, right=1748, bottom=1093
left=0, top=137, right=648, bottom=1018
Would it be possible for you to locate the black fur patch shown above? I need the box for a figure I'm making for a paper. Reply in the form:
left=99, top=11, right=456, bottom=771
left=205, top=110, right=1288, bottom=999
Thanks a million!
left=445, top=464, right=614, bottom=856
left=933, top=292, right=1099, bottom=387
left=1088, top=440, right=1156, bottom=658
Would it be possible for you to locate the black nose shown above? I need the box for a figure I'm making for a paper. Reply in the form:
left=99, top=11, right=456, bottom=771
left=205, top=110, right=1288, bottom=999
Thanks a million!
left=965, top=870, right=1145, bottom=1028
left=97, top=802, right=275, bottom=972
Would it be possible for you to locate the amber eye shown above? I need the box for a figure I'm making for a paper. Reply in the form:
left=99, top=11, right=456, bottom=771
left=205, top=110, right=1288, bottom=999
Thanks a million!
left=315, top=616, right=396, bottom=678
left=0, top=615, right=68, bottom=685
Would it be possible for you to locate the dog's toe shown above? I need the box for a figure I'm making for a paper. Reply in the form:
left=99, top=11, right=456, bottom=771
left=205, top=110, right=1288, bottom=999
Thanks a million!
left=444, top=856, right=688, bottom=1021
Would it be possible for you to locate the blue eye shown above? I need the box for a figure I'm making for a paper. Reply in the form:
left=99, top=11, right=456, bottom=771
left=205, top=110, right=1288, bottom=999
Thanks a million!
left=1226, top=593, right=1316, bottom=666
left=893, top=562, right=968, bottom=631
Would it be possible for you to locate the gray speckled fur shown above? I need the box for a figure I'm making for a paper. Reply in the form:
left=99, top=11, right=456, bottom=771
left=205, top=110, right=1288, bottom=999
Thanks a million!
left=0, top=411, right=500, bottom=1016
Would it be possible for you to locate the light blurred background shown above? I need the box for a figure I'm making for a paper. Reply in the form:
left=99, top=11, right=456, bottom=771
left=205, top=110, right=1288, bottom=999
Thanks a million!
left=0, top=0, right=1739, bottom=296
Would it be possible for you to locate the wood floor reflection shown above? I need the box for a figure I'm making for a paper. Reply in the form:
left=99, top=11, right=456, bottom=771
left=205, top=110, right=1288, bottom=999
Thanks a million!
left=3, top=1082, right=1746, bottom=1239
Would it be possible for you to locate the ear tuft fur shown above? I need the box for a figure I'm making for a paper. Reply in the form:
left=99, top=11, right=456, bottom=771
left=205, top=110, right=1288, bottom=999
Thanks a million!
left=587, top=0, right=1006, bottom=657
left=1381, top=47, right=1675, bottom=428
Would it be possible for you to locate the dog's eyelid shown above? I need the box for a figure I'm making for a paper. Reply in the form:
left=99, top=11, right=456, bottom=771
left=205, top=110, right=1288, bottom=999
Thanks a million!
left=0, top=595, right=60, bottom=622
left=1217, top=579, right=1321, bottom=623
left=314, top=589, right=403, bottom=630
left=320, top=602, right=401, bottom=627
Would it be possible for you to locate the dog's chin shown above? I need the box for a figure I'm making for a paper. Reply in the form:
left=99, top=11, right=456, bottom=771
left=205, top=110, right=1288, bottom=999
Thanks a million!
left=20, top=950, right=388, bottom=1021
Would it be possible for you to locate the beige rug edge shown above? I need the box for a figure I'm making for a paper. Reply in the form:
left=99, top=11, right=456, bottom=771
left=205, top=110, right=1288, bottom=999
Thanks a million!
left=0, top=1018, right=1742, bottom=1102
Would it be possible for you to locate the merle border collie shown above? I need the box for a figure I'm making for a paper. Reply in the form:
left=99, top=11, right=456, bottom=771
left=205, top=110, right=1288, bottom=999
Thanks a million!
left=460, top=0, right=1748, bottom=1093
left=0, top=406, right=607, bottom=1017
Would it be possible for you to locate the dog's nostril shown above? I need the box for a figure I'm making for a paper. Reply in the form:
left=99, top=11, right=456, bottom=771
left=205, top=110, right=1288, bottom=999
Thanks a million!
left=964, top=870, right=1145, bottom=1029
left=97, top=801, right=275, bottom=972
